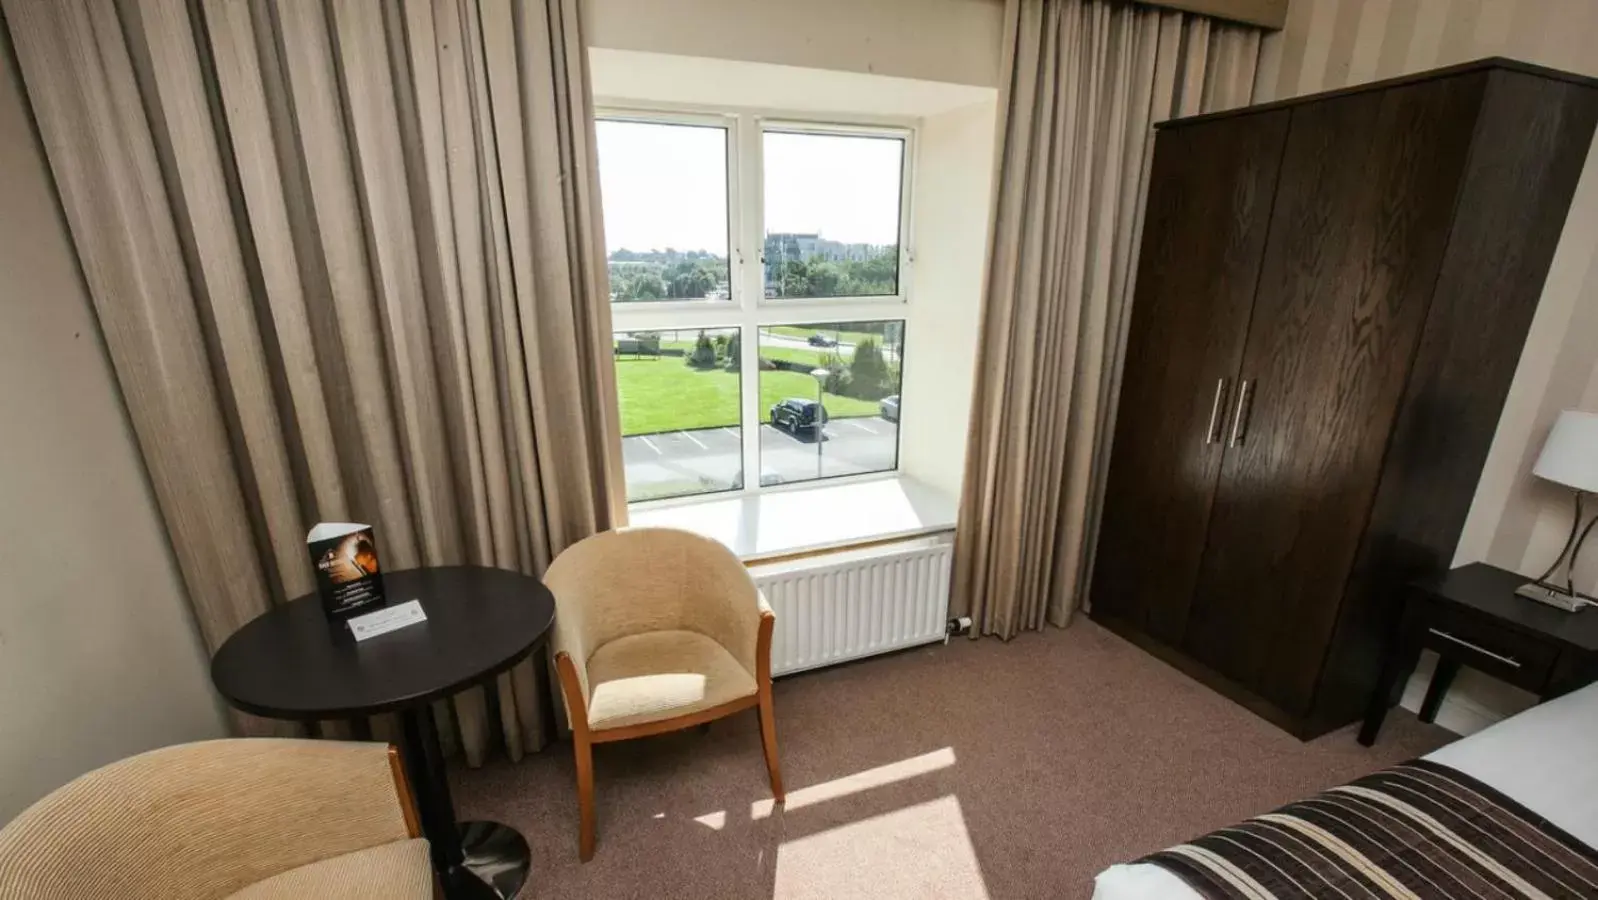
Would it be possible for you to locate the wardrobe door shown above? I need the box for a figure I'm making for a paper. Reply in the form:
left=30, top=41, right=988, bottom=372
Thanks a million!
left=1182, top=74, right=1488, bottom=715
left=1089, top=110, right=1287, bottom=643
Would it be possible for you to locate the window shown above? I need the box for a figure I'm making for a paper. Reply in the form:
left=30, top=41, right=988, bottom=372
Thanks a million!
left=613, top=328, right=743, bottom=502
left=599, top=110, right=913, bottom=504
left=758, top=321, right=903, bottom=486
left=763, top=132, right=904, bottom=299
left=596, top=120, right=731, bottom=302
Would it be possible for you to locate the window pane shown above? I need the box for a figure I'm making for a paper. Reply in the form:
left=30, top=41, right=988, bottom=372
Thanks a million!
left=597, top=120, right=730, bottom=302
left=763, top=131, right=903, bottom=299
left=758, top=321, right=903, bottom=486
left=615, top=328, right=743, bottom=502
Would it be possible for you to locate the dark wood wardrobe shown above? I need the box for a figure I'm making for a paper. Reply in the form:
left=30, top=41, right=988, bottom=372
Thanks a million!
left=1089, top=59, right=1598, bottom=739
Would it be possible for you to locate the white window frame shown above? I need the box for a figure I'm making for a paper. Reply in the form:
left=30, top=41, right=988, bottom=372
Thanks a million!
left=600, top=104, right=919, bottom=507
left=595, top=109, right=743, bottom=315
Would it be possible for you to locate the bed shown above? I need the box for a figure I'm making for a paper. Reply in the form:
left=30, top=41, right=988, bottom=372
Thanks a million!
left=1093, top=682, right=1598, bottom=899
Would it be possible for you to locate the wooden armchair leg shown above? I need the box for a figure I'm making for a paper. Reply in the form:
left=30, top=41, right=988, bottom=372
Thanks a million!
left=755, top=609, right=784, bottom=802
left=574, top=731, right=596, bottom=861
left=757, top=682, right=784, bottom=802
left=556, top=651, right=598, bottom=862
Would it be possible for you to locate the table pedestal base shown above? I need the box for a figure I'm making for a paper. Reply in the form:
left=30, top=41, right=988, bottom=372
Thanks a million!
left=443, top=821, right=529, bottom=899
left=400, top=705, right=532, bottom=899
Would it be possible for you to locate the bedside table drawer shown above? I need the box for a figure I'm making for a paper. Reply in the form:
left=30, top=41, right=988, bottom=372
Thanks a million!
left=1421, top=603, right=1559, bottom=692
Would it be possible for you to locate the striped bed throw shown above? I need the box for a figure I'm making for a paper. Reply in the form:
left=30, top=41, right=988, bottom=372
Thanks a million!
left=1141, top=759, right=1598, bottom=899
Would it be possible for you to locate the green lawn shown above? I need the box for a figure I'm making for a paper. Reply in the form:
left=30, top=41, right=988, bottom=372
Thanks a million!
left=613, top=335, right=846, bottom=373
left=757, top=345, right=844, bottom=368
left=614, top=358, right=880, bottom=435
left=616, top=330, right=876, bottom=369
left=765, top=324, right=886, bottom=347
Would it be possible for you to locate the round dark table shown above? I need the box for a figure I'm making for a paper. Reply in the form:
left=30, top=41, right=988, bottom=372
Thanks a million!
left=211, top=566, right=555, bottom=900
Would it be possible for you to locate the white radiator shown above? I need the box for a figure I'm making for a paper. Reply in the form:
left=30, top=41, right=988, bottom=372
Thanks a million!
left=751, top=536, right=954, bottom=676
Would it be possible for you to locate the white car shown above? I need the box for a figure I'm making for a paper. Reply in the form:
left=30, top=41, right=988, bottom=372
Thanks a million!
left=878, top=395, right=900, bottom=422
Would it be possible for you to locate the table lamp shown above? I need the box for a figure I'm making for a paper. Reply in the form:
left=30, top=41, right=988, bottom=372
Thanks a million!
left=1515, top=409, right=1598, bottom=611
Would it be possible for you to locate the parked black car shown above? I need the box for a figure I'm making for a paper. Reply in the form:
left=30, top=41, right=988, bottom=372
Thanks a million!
left=807, top=333, right=838, bottom=347
left=770, top=398, right=828, bottom=435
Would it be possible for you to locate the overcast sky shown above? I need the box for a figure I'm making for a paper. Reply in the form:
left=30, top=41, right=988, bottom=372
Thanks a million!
left=595, top=120, right=903, bottom=255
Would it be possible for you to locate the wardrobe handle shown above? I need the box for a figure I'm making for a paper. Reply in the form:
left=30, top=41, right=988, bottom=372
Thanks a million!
left=1205, top=378, right=1229, bottom=445
left=1228, top=379, right=1253, bottom=447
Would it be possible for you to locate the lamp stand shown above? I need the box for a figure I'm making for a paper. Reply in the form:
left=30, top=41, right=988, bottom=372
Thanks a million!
left=1515, top=489, right=1598, bottom=612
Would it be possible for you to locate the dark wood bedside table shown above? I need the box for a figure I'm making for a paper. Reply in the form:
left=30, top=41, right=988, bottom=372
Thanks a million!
left=1358, top=562, right=1598, bottom=746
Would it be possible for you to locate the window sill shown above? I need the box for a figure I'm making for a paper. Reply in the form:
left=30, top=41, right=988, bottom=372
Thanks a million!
left=626, top=475, right=957, bottom=563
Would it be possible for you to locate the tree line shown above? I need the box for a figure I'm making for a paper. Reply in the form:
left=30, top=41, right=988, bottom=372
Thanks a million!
left=608, top=246, right=900, bottom=301
left=609, top=251, right=725, bottom=301
left=766, top=249, right=897, bottom=298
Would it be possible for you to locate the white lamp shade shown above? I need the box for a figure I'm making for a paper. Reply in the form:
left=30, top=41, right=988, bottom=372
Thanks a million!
left=1532, top=410, right=1598, bottom=493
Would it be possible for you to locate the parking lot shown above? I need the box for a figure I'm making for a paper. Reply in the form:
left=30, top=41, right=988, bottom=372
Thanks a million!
left=621, top=416, right=899, bottom=500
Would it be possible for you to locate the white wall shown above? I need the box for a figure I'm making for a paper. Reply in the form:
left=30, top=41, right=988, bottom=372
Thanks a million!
left=590, top=48, right=994, bottom=118
left=0, top=35, right=226, bottom=824
left=584, top=0, right=1006, bottom=89
left=901, top=99, right=1000, bottom=496
left=1256, top=0, right=1598, bottom=731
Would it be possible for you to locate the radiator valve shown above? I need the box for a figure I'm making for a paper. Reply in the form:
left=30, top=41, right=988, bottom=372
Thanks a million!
left=944, top=616, right=972, bottom=643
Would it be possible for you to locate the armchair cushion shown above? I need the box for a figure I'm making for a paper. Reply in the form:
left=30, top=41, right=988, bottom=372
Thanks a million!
left=546, top=527, right=766, bottom=713
left=227, top=838, right=432, bottom=899
left=586, top=630, right=758, bottom=730
left=0, top=739, right=420, bottom=900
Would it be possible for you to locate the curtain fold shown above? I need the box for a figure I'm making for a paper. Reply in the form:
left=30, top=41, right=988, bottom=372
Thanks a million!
left=951, top=0, right=1260, bottom=640
left=3, top=0, right=623, bottom=764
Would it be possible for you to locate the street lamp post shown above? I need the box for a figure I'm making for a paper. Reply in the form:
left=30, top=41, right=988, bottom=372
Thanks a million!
left=810, top=367, right=829, bottom=479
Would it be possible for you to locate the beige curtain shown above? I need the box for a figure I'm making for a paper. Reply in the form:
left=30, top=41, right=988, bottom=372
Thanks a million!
left=3, top=0, right=623, bottom=764
left=951, top=0, right=1260, bottom=640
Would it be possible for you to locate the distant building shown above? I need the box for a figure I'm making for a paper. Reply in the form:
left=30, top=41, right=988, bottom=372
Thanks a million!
left=763, top=232, right=891, bottom=289
left=765, top=233, right=887, bottom=262
left=764, top=232, right=821, bottom=264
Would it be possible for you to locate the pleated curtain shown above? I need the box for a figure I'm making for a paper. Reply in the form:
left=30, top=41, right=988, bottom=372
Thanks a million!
left=3, top=0, right=623, bottom=765
left=952, top=0, right=1261, bottom=639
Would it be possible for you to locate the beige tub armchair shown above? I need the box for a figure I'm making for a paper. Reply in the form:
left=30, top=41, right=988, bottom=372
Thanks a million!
left=545, top=526, right=784, bottom=860
left=0, top=739, right=430, bottom=899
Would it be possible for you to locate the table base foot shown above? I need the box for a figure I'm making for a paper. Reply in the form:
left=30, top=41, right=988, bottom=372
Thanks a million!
left=441, top=820, right=530, bottom=900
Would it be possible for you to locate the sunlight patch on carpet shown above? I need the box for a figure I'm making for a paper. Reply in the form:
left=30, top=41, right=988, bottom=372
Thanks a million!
left=774, top=794, right=989, bottom=899
left=751, top=747, right=957, bottom=818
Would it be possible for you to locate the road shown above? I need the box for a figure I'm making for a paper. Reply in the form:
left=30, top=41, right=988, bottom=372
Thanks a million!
left=621, top=417, right=899, bottom=500
left=613, top=328, right=901, bottom=363
left=757, top=330, right=902, bottom=363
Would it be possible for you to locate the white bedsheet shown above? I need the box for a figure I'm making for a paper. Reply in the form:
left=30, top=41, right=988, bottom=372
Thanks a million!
left=1092, top=683, right=1598, bottom=899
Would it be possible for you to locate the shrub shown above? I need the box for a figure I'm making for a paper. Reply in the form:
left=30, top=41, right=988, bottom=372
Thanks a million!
left=845, top=338, right=894, bottom=400
left=685, top=330, right=719, bottom=369
left=822, top=361, right=851, bottom=396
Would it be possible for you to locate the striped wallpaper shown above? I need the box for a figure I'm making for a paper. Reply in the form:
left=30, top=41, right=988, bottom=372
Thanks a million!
left=1254, top=0, right=1598, bottom=595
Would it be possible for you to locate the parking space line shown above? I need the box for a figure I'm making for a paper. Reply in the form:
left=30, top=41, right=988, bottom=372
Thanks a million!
left=721, top=427, right=739, bottom=440
left=681, top=430, right=706, bottom=449
left=640, top=435, right=660, bottom=455
left=847, top=420, right=879, bottom=434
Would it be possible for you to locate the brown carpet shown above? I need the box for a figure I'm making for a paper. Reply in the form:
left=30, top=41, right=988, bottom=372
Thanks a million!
left=452, top=619, right=1451, bottom=899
